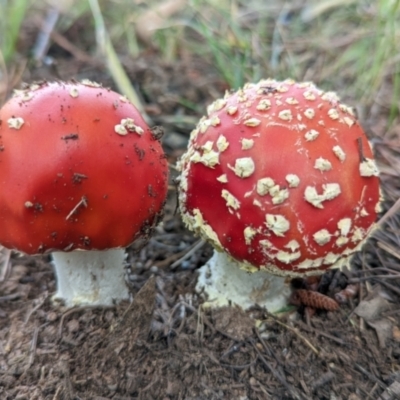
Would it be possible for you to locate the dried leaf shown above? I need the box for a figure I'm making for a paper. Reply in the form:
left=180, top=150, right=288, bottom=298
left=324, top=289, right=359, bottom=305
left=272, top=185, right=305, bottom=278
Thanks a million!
left=367, top=318, right=393, bottom=348
left=392, top=326, right=400, bottom=342
left=135, top=0, right=186, bottom=44
left=354, top=295, right=392, bottom=321
left=378, top=380, right=400, bottom=400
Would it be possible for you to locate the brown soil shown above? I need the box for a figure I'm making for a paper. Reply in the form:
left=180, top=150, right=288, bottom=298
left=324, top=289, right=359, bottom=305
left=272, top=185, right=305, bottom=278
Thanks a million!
left=1, top=12, right=400, bottom=400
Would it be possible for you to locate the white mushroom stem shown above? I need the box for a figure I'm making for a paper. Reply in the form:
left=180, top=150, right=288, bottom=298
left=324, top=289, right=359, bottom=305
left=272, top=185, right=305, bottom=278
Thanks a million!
left=196, top=250, right=291, bottom=312
left=52, top=248, right=129, bottom=307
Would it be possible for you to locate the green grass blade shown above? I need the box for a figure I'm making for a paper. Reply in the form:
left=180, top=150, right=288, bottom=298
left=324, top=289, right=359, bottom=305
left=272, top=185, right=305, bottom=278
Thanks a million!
left=88, top=0, right=149, bottom=121
left=0, top=0, right=29, bottom=64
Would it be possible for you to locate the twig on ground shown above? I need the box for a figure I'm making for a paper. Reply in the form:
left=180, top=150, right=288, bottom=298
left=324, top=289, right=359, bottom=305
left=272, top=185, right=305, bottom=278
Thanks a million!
left=51, top=385, right=63, bottom=400
left=26, top=324, right=40, bottom=370
left=58, top=304, right=114, bottom=339
left=269, top=314, right=320, bottom=356
left=219, top=342, right=243, bottom=360
left=0, top=247, right=12, bottom=282
left=155, top=240, right=205, bottom=268
left=355, top=267, right=400, bottom=274
left=0, top=293, right=22, bottom=302
left=269, top=316, right=320, bottom=356
left=250, top=339, right=304, bottom=400
left=294, top=320, right=347, bottom=346
left=220, top=359, right=257, bottom=371
left=25, top=292, right=49, bottom=324
left=373, top=279, right=400, bottom=297
left=311, top=371, right=335, bottom=391
left=366, top=382, right=380, bottom=400
left=50, top=29, right=101, bottom=65
left=170, top=239, right=205, bottom=269
left=377, top=241, right=400, bottom=260
left=374, top=196, right=400, bottom=231
left=254, top=328, right=274, bottom=359
left=349, top=274, right=400, bottom=283
left=354, top=363, right=387, bottom=390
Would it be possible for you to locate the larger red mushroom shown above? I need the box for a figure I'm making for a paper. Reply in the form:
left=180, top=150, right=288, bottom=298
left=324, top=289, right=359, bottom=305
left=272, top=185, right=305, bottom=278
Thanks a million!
left=177, top=79, right=380, bottom=311
left=0, top=81, right=168, bottom=306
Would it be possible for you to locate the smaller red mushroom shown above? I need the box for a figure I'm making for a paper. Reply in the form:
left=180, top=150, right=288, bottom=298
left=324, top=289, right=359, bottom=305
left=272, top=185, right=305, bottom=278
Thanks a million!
left=0, top=81, right=168, bottom=306
left=177, top=79, right=380, bottom=311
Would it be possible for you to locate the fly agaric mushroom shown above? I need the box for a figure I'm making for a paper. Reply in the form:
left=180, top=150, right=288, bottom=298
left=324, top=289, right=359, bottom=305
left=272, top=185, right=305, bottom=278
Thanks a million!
left=0, top=81, right=168, bottom=306
left=177, top=79, right=380, bottom=311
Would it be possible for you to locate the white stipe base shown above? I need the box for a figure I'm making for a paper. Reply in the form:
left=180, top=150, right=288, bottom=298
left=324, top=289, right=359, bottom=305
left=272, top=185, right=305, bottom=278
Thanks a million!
left=196, top=250, right=291, bottom=312
left=52, top=248, right=129, bottom=307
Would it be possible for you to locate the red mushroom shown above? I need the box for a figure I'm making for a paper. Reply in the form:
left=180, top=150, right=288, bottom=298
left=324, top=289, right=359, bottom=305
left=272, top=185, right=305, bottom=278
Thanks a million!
left=0, top=81, right=168, bottom=306
left=177, top=79, right=380, bottom=310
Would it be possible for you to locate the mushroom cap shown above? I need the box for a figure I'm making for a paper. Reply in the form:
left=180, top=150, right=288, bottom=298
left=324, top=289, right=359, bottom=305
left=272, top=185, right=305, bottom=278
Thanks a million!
left=178, top=79, right=380, bottom=277
left=0, top=81, right=168, bottom=254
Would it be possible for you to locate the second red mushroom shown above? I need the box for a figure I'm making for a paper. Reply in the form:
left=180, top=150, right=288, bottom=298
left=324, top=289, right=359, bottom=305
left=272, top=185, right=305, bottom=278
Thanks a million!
left=178, top=79, right=380, bottom=310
